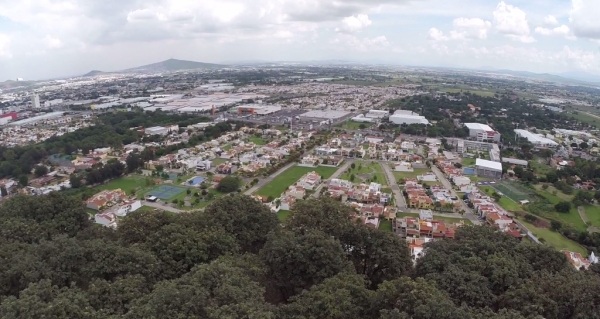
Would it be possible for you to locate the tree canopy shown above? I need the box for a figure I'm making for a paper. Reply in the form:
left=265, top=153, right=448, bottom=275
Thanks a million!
left=0, top=193, right=598, bottom=318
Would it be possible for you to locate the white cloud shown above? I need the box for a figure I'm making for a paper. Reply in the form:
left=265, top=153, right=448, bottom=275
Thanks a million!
left=0, top=34, right=10, bottom=58
left=336, top=14, right=372, bottom=33
left=493, top=1, right=534, bottom=42
left=569, top=0, right=600, bottom=39
left=428, top=28, right=448, bottom=41
left=543, top=15, right=559, bottom=27
left=43, top=35, right=63, bottom=49
left=452, top=17, right=492, bottom=39
left=535, top=25, right=576, bottom=40
left=331, top=34, right=390, bottom=51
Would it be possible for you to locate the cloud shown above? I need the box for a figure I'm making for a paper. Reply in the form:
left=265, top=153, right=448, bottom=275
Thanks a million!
left=428, top=28, right=448, bottom=41
left=535, top=25, right=576, bottom=40
left=543, top=15, right=559, bottom=27
left=569, top=0, right=600, bottom=39
left=331, top=34, right=390, bottom=51
left=0, top=34, right=10, bottom=58
left=452, top=17, right=492, bottom=39
left=493, top=1, right=534, bottom=42
left=43, top=35, right=63, bottom=49
left=336, top=14, right=372, bottom=33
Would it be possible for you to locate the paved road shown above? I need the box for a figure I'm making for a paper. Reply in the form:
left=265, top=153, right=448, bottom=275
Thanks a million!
left=430, top=165, right=482, bottom=225
left=142, top=200, right=186, bottom=214
left=379, top=161, right=407, bottom=209
left=244, top=161, right=297, bottom=196
left=311, top=159, right=355, bottom=198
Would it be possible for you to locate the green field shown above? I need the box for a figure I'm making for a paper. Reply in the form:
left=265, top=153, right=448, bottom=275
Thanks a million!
left=530, top=159, right=554, bottom=177
left=256, top=166, right=338, bottom=198
left=582, top=205, right=600, bottom=228
left=222, top=144, right=232, bottom=151
left=441, top=88, right=496, bottom=97
left=249, top=136, right=268, bottom=145
left=277, top=210, right=292, bottom=222
left=212, top=158, right=229, bottom=165
left=337, top=121, right=373, bottom=130
left=498, top=197, right=524, bottom=212
left=393, top=168, right=432, bottom=183
left=340, top=161, right=386, bottom=185
left=517, top=219, right=588, bottom=256
left=490, top=181, right=532, bottom=202
left=378, top=219, right=393, bottom=232
left=461, top=157, right=476, bottom=166
left=533, top=187, right=587, bottom=231
left=567, top=111, right=600, bottom=130
left=95, top=176, right=146, bottom=193
left=396, top=212, right=473, bottom=225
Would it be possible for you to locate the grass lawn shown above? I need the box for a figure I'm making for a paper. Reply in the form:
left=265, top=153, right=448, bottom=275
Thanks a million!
left=469, top=176, right=491, bottom=183
left=461, top=157, right=476, bottom=166
left=533, top=187, right=587, bottom=231
left=396, top=212, right=473, bottom=225
left=498, top=197, right=524, bottom=212
left=441, top=88, right=496, bottom=97
left=378, top=219, right=393, bottom=232
left=517, top=218, right=588, bottom=256
left=340, top=161, right=387, bottom=185
left=337, top=121, right=373, bottom=130
left=583, top=205, right=600, bottom=228
left=256, top=166, right=338, bottom=198
left=222, top=144, right=232, bottom=151
left=212, top=158, right=229, bottom=166
left=393, top=168, right=431, bottom=182
left=277, top=210, right=292, bottom=222
left=530, top=159, right=554, bottom=177
left=95, top=175, right=146, bottom=193
left=249, top=136, right=268, bottom=145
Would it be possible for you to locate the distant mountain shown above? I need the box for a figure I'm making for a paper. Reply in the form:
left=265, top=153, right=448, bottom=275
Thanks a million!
left=82, top=70, right=106, bottom=77
left=122, top=59, right=224, bottom=73
left=558, top=71, right=600, bottom=84
left=472, top=68, right=598, bottom=86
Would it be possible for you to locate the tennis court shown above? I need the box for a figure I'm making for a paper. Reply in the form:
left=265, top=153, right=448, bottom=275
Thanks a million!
left=147, top=185, right=186, bottom=200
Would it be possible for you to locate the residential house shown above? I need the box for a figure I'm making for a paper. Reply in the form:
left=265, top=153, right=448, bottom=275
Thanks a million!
left=95, top=212, right=118, bottom=228
left=296, top=171, right=322, bottom=190
left=395, top=161, right=414, bottom=172
left=216, top=163, right=237, bottom=175
left=563, top=251, right=592, bottom=270
left=86, top=189, right=128, bottom=211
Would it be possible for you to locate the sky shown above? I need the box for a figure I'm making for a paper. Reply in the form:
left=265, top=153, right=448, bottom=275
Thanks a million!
left=0, top=0, right=599, bottom=80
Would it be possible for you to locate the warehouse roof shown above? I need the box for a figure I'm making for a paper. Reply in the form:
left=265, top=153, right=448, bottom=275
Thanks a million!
left=514, top=129, right=558, bottom=146
left=300, top=110, right=351, bottom=119
left=476, top=158, right=503, bottom=171
left=465, top=123, right=494, bottom=132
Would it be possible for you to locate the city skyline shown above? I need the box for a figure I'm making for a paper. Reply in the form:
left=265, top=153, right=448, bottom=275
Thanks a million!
left=1, top=0, right=599, bottom=80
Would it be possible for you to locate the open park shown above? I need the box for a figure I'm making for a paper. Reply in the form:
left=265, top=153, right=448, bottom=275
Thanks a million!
left=340, top=161, right=386, bottom=186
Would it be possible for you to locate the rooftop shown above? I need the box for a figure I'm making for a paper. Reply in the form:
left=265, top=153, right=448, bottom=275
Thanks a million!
left=476, top=158, right=503, bottom=171
left=465, top=123, right=494, bottom=132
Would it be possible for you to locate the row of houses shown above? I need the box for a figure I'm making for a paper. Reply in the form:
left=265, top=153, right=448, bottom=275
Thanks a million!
left=86, top=189, right=142, bottom=228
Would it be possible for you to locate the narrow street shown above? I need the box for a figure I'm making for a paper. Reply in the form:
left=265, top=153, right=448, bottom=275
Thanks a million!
left=430, top=165, right=481, bottom=225
left=311, top=159, right=355, bottom=198
left=379, top=161, right=407, bottom=209
left=142, top=200, right=186, bottom=214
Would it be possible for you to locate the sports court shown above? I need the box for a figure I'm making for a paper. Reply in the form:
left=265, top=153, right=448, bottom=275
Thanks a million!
left=186, top=176, right=206, bottom=186
left=146, top=185, right=186, bottom=200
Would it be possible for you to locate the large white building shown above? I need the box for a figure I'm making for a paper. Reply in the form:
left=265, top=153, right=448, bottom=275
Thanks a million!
left=514, top=129, right=558, bottom=147
left=389, top=110, right=429, bottom=125
left=465, top=123, right=501, bottom=142
left=366, top=110, right=389, bottom=119
left=44, top=99, right=64, bottom=108
left=31, top=94, right=40, bottom=109
left=476, top=159, right=503, bottom=179
left=145, top=126, right=170, bottom=136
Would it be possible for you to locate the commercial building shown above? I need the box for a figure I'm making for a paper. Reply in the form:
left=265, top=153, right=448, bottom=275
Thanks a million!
left=464, top=123, right=501, bottom=142
left=145, top=126, right=170, bottom=136
left=31, top=94, right=40, bottom=109
left=366, top=110, right=389, bottom=119
left=351, top=114, right=375, bottom=123
left=8, top=112, right=65, bottom=126
left=502, top=158, right=529, bottom=167
left=389, top=110, right=429, bottom=125
left=1, top=112, right=18, bottom=120
left=475, top=159, right=503, bottom=179
left=299, top=110, right=351, bottom=122
left=237, top=104, right=282, bottom=115
left=514, top=129, right=558, bottom=147
left=44, top=99, right=64, bottom=108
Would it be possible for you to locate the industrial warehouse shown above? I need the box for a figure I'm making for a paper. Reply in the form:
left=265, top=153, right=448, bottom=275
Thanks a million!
left=298, top=110, right=353, bottom=122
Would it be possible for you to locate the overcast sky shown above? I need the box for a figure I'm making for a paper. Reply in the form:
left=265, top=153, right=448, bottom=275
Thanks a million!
left=1, top=0, right=599, bottom=80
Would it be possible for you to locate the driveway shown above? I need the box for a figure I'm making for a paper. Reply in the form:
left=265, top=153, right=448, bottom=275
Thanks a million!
left=142, top=200, right=186, bottom=214
left=379, top=161, right=407, bottom=209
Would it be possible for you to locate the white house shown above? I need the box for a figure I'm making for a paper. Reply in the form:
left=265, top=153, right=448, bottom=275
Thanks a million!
left=113, top=200, right=142, bottom=217
left=95, top=212, right=118, bottom=228
left=452, top=176, right=471, bottom=187
left=417, top=173, right=438, bottom=182
left=394, top=162, right=414, bottom=172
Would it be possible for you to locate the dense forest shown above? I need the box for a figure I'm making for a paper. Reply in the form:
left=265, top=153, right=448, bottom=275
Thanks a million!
left=0, top=194, right=598, bottom=318
left=0, top=111, right=238, bottom=179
